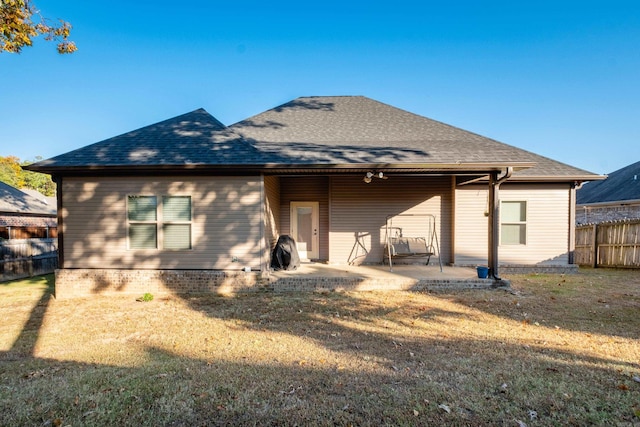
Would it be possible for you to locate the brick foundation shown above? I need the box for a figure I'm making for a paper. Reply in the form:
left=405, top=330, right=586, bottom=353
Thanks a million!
left=54, top=269, right=269, bottom=299
left=54, top=268, right=509, bottom=299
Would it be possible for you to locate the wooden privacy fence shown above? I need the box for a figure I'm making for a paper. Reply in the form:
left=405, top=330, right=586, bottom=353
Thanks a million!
left=575, top=220, right=640, bottom=268
left=0, top=238, right=58, bottom=282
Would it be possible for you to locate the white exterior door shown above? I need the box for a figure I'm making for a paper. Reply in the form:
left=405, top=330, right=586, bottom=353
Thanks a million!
left=290, top=202, right=319, bottom=260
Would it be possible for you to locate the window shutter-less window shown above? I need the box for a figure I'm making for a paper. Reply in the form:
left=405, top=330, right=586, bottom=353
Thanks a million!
left=501, top=201, right=526, bottom=245
left=128, top=196, right=158, bottom=249
left=162, top=196, right=191, bottom=250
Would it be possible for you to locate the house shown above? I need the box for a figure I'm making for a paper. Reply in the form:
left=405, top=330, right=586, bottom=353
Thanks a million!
left=26, top=96, right=603, bottom=297
left=0, top=182, right=57, bottom=239
left=576, top=160, right=640, bottom=224
left=20, top=188, right=57, bottom=209
left=0, top=182, right=58, bottom=281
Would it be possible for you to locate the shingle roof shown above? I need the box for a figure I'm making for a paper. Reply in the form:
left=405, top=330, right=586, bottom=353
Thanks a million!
left=0, top=182, right=56, bottom=216
left=27, top=96, right=602, bottom=181
left=30, top=109, right=261, bottom=168
left=577, top=160, right=640, bottom=204
left=230, top=96, right=598, bottom=178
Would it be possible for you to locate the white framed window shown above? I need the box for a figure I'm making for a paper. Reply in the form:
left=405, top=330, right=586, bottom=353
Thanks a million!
left=127, top=195, right=192, bottom=250
left=500, top=200, right=527, bottom=245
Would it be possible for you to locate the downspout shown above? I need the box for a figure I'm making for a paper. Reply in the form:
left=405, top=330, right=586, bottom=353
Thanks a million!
left=488, top=167, right=513, bottom=280
left=260, top=174, right=265, bottom=273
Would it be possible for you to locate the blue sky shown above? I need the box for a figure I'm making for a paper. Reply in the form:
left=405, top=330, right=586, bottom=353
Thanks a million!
left=2, top=0, right=639, bottom=175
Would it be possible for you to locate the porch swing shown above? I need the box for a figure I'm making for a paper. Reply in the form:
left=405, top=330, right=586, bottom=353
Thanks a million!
left=383, top=214, right=443, bottom=272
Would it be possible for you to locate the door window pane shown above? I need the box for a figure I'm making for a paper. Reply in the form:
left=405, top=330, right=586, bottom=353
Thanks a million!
left=296, top=207, right=313, bottom=251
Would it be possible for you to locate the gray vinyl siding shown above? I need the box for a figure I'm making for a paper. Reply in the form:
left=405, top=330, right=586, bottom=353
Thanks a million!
left=329, top=176, right=452, bottom=265
left=61, top=176, right=263, bottom=270
left=279, top=176, right=329, bottom=261
left=454, top=183, right=571, bottom=266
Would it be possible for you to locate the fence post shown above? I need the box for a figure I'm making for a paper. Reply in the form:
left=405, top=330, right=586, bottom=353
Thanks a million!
left=591, top=223, right=598, bottom=268
left=28, top=241, right=34, bottom=277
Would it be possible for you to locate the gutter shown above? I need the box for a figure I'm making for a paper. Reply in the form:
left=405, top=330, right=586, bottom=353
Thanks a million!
left=24, top=161, right=537, bottom=176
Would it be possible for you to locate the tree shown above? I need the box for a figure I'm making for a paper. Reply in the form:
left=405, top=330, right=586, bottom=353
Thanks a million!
left=0, top=156, right=56, bottom=196
left=0, top=155, right=23, bottom=187
left=1, top=0, right=76, bottom=54
left=21, top=157, right=56, bottom=196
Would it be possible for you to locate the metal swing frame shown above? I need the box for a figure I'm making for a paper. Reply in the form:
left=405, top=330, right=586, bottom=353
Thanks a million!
left=383, top=214, right=443, bottom=272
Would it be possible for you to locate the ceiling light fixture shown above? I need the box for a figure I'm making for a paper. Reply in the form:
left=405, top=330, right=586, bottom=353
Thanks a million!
left=363, top=171, right=387, bottom=183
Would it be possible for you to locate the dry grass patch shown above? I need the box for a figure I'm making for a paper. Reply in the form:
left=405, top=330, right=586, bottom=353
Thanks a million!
left=1, top=268, right=639, bottom=426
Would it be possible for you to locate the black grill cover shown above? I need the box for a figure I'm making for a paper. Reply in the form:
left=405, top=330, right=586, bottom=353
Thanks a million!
left=270, top=235, right=300, bottom=271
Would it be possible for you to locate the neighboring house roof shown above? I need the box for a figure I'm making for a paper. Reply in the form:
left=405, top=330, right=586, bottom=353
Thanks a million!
left=577, top=160, right=640, bottom=204
left=0, top=182, right=56, bottom=217
left=19, top=188, right=56, bottom=207
left=26, top=96, right=603, bottom=182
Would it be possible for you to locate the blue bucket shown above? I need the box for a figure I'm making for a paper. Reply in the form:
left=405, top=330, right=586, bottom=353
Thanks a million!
left=476, top=266, right=489, bottom=279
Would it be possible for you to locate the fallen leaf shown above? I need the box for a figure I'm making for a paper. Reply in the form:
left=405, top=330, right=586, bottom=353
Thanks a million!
left=413, top=409, right=420, bottom=416
left=618, top=384, right=629, bottom=391
left=438, top=403, right=451, bottom=413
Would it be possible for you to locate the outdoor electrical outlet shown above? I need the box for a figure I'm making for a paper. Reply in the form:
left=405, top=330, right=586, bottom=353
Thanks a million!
left=232, top=256, right=238, bottom=262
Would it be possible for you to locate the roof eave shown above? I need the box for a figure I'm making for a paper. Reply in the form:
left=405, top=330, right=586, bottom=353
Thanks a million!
left=507, top=174, right=607, bottom=182
left=26, top=161, right=537, bottom=176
